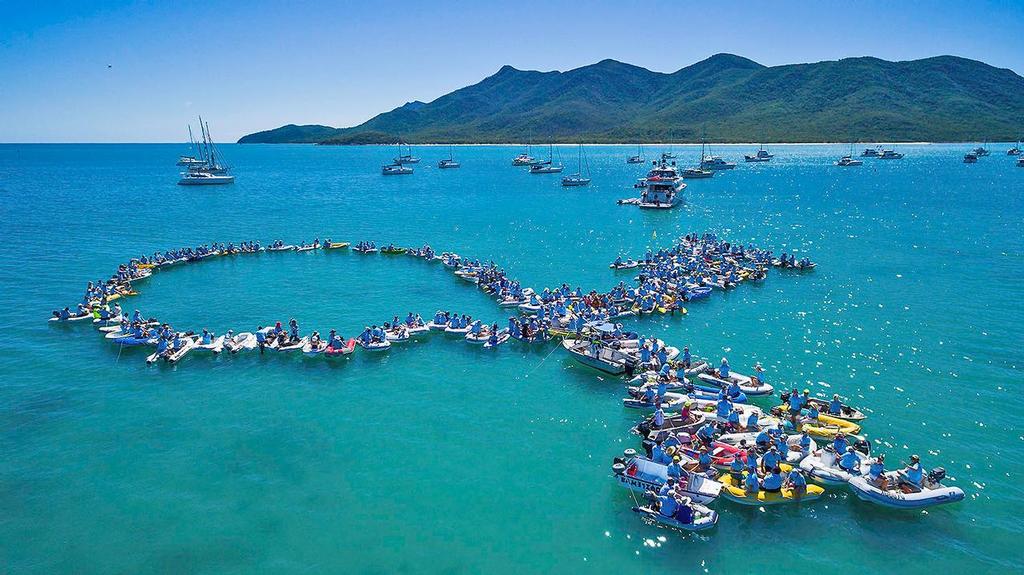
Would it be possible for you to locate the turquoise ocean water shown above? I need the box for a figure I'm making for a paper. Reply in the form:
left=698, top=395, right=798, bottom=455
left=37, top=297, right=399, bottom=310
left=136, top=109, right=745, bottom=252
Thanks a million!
left=0, top=143, right=1022, bottom=573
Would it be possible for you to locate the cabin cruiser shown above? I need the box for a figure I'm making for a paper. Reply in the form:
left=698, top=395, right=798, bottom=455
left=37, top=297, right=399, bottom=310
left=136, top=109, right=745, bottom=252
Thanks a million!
left=878, top=149, right=904, bottom=159
left=860, top=147, right=880, bottom=157
left=972, top=144, right=990, bottom=157
left=835, top=155, right=863, bottom=167
left=744, top=146, right=772, bottom=162
left=1007, top=143, right=1021, bottom=156
left=963, top=153, right=977, bottom=164
left=639, top=159, right=686, bottom=209
left=682, top=167, right=714, bottom=178
left=699, top=155, right=736, bottom=170
left=512, top=153, right=535, bottom=166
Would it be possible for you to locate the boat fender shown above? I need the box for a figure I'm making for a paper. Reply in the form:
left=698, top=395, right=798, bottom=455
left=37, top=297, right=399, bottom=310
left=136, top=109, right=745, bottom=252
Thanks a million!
left=612, top=463, right=626, bottom=475
left=623, top=448, right=637, bottom=458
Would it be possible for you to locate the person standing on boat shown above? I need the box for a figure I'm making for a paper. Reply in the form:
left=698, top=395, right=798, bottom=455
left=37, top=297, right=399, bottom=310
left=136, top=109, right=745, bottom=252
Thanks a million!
left=653, top=406, right=665, bottom=429
left=832, top=432, right=849, bottom=454
left=680, top=346, right=691, bottom=369
left=839, top=447, right=860, bottom=473
left=719, top=357, right=731, bottom=379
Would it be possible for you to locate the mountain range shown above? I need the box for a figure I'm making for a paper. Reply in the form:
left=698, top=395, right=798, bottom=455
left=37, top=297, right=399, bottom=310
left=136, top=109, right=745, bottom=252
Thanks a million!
left=238, top=54, right=1024, bottom=144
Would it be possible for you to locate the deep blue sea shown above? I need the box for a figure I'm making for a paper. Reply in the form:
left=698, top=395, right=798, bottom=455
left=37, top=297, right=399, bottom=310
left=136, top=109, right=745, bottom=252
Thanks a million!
left=0, top=143, right=1022, bottom=574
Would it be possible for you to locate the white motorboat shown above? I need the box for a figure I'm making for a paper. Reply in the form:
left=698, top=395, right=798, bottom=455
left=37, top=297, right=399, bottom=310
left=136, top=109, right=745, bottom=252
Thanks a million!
left=382, top=163, right=413, bottom=175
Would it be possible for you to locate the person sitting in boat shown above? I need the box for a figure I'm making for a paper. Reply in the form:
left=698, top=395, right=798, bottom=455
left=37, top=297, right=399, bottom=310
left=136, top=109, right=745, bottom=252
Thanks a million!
left=761, top=446, right=782, bottom=474
left=371, top=325, right=385, bottom=342
left=718, top=358, right=731, bottom=379
left=803, top=402, right=820, bottom=424
left=652, top=407, right=665, bottom=429
left=762, top=467, right=784, bottom=493
left=201, top=329, right=213, bottom=345
left=798, top=431, right=812, bottom=453
left=651, top=441, right=670, bottom=465
left=155, top=336, right=169, bottom=356
left=752, top=362, right=766, bottom=385
left=666, top=456, right=683, bottom=479
left=786, top=469, right=808, bottom=498
left=696, top=421, right=717, bottom=446
left=744, top=469, right=760, bottom=495
left=310, top=331, right=322, bottom=347
left=469, top=321, right=483, bottom=336
left=831, top=432, right=849, bottom=454
left=787, top=389, right=805, bottom=413
left=326, top=329, right=339, bottom=349
left=715, top=397, right=732, bottom=419
left=642, top=386, right=657, bottom=405
left=902, top=454, right=923, bottom=487
left=729, top=454, right=745, bottom=481
left=679, top=401, right=692, bottom=421
left=696, top=448, right=713, bottom=473
left=755, top=429, right=773, bottom=451
left=869, top=454, right=887, bottom=489
left=829, top=394, right=843, bottom=416
left=656, top=347, right=668, bottom=366
left=726, top=380, right=742, bottom=399
left=679, top=347, right=691, bottom=369
left=746, top=410, right=759, bottom=431
left=839, top=446, right=861, bottom=473
left=405, top=312, right=416, bottom=326
left=726, top=408, right=741, bottom=430
left=358, top=327, right=372, bottom=345
left=273, top=321, right=284, bottom=336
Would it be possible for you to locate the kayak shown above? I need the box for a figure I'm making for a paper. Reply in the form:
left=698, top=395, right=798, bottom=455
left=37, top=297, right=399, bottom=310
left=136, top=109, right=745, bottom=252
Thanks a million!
left=632, top=503, right=718, bottom=532
left=325, top=338, right=357, bottom=356
left=848, top=471, right=964, bottom=509
left=719, top=471, right=824, bottom=505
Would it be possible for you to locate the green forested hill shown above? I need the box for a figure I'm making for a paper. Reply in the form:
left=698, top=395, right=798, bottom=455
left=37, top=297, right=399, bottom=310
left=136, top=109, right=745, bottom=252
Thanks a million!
left=238, top=54, right=1024, bottom=144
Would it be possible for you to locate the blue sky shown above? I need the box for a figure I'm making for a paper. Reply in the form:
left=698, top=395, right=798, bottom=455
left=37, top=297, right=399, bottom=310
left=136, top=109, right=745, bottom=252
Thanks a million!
left=2, top=0, right=1022, bottom=142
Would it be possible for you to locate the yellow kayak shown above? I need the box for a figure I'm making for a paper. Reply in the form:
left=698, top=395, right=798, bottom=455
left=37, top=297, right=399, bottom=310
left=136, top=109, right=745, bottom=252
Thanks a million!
left=774, top=405, right=862, bottom=438
left=720, top=471, right=824, bottom=505
left=137, top=263, right=156, bottom=269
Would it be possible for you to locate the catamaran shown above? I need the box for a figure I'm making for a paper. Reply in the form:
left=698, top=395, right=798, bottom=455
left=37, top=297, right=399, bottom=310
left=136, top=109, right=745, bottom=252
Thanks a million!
left=627, top=144, right=645, bottom=164
left=683, top=140, right=714, bottom=178
left=744, top=144, right=773, bottom=162
left=529, top=145, right=563, bottom=174
left=835, top=143, right=863, bottom=166
left=639, top=159, right=686, bottom=209
left=562, top=144, right=591, bottom=187
left=438, top=146, right=460, bottom=169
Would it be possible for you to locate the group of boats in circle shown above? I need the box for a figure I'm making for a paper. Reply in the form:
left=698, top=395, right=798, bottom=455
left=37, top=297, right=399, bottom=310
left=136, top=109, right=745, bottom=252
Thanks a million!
left=49, top=232, right=963, bottom=535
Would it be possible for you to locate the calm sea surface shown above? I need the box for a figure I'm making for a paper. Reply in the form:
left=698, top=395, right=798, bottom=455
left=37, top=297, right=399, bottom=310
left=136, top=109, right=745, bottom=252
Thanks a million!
left=1, top=143, right=1022, bottom=574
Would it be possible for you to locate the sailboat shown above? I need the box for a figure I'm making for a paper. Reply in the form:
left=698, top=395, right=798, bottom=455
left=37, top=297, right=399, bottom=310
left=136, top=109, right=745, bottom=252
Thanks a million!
left=1007, top=140, right=1021, bottom=156
left=661, top=144, right=677, bottom=160
left=562, top=144, right=592, bottom=187
left=176, top=125, right=205, bottom=166
left=835, top=143, right=863, bottom=166
left=394, top=142, right=420, bottom=164
left=513, top=141, right=536, bottom=165
left=438, top=146, right=460, bottom=169
left=682, top=139, right=714, bottom=179
left=627, top=144, right=645, bottom=164
left=178, top=118, right=234, bottom=185
left=972, top=141, right=990, bottom=157
left=383, top=142, right=414, bottom=175
left=529, top=145, right=563, bottom=173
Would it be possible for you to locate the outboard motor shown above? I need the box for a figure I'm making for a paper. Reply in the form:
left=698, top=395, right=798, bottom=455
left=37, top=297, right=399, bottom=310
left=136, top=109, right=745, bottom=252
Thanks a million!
left=928, top=467, right=946, bottom=484
left=853, top=438, right=872, bottom=455
left=642, top=439, right=654, bottom=458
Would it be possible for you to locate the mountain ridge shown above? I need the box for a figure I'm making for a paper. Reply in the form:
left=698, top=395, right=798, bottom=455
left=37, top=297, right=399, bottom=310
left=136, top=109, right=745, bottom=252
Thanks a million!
left=237, top=54, right=1024, bottom=144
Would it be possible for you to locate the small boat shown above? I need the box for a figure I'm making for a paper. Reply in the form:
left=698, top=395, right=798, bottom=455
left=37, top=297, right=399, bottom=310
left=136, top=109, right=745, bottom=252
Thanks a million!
left=512, top=153, right=535, bottom=166
left=716, top=432, right=816, bottom=465
left=609, top=259, right=639, bottom=270
left=626, top=144, right=645, bottom=164
left=1007, top=142, right=1021, bottom=156
left=382, top=163, right=413, bottom=176
left=176, top=156, right=204, bottom=167
left=611, top=450, right=722, bottom=504
left=972, top=143, right=990, bottom=157
left=438, top=146, right=460, bottom=169
left=266, top=244, right=296, bottom=252
left=878, top=149, right=904, bottom=159
left=195, top=335, right=225, bottom=354
left=166, top=335, right=199, bottom=364
left=848, top=469, right=965, bottom=509
left=225, top=332, right=257, bottom=353
left=359, top=339, right=391, bottom=352
left=799, top=449, right=870, bottom=486
left=381, top=246, right=407, bottom=255
left=325, top=242, right=350, bottom=249
left=276, top=336, right=309, bottom=352
left=295, top=244, right=317, bottom=252
left=860, top=147, right=880, bottom=157
left=302, top=339, right=328, bottom=355
left=681, top=167, right=714, bottom=179
left=561, top=144, right=591, bottom=187
left=719, top=471, right=825, bottom=505
left=744, top=145, right=773, bottom=162
left=325, top=338, right=358, bottom=356
left=178, top=171, right=234, bottom=185
left=836, top=155, right=863, bottom=167
left=49, top=309, right=95, bottom=322
left=561, top=339, right=632, bottom=375
left=697, top=371, right=773, bottom=396
left=963, top=153, right=978, bottom=163
left=632, top=502, right=718, bottom=532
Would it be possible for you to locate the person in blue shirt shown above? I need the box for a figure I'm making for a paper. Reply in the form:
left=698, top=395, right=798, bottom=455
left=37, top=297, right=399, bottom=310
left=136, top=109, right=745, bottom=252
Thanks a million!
left=656, top=381, right=667, bottom=398
left=659, top=477, right=676, bottom=497
left=729, top=455, right=745, bottom=481
left=697, top=448, right=713, bottom=473
left=666, top=457, right=683, bottom=479
left=755, top=429, right=772, bottom=450
left=829, top=394, right=843, bottom=416
left=799, top=431, right=812, bottom=453
left=643, top=387, right=656, bottom=405
left=651, top=442, right=667, bottom=464
left=696, top=422, right=716, bottom=445
left=788, top=391, right=805, bottom=412
left=653, top=407, right=665, bottom=429
left=744, top=470, right=760, bottom=495
left=640, top=346, right=652, bottom=364
left=832, top=433, right=849, bottom=454
left=762, top=468, right=784, bottom=493
left=753, top=362, right=766, bottom=385
left=727, top=380, right=742, bottom=399
left=903, top=454, right=923, bottom=486
left=719, top=357, right=731, bottom=379
left=805, top=403, right=820, bottom=422
left=681, top=346, right=691, bottom=368
left=761, top=446, right=782, bottom=474
left=727, top=409, right=741, bottom=429
left=716, top=397, right=732, bottom=419
left=746, top=411, right=759, bottom=431
left=658, top=363, right=672, bottom=378
left=839, top=447, right=860, bottom=474
left=869, top=454, right=886, bottom=487
left=656, top=348, right=668, bottom=366
left=657, top=493, right=678, bottom=518
left=786, top=469, right=808, bottom=498
left=776, top=437, right=790, bottom=462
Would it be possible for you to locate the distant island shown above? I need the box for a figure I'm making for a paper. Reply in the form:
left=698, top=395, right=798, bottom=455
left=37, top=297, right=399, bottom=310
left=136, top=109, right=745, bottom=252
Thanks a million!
left=238, top=53, right=1024, bottom=145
